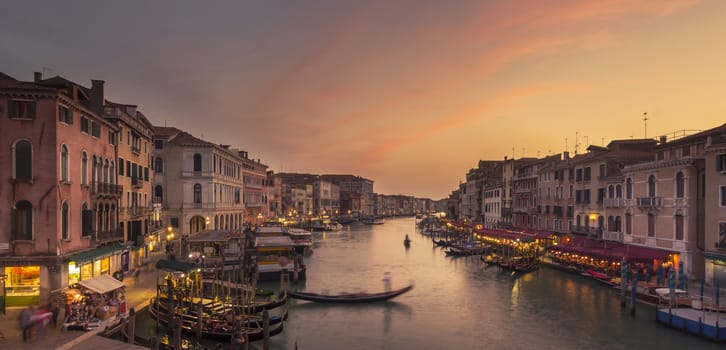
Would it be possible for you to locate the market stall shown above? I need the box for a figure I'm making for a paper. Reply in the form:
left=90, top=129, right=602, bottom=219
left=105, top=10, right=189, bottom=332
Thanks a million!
left=62, top=274, right=126, bottom=331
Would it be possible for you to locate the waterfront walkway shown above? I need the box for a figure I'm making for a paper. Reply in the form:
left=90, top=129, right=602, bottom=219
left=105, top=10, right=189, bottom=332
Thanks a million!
left=0, top=253, right=163, bottom=350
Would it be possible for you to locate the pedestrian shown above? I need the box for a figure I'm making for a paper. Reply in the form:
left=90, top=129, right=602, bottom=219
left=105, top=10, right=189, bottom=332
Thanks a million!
left=18, top=305, right=34, bottom=342
left=382, top=272, right=392, bottom=292
left=50, top=299, right=60, bottom=327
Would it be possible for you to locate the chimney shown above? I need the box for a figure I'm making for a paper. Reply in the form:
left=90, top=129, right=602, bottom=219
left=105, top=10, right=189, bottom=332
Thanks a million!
left=91, top=80, right=105, bottom=115
left=563, top=151, right=570, bottom=160
left=659, top=136, right=667, bottom=144
left=34, top=71, right=42, bottom=82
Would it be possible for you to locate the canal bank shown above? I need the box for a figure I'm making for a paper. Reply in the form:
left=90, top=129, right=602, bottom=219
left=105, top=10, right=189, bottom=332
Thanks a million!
left=120, top=217, right=722, bottom=349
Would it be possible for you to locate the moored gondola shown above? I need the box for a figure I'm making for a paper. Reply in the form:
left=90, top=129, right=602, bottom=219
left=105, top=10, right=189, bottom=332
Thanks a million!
left=149, top=297, right=286, bottom=342
left=288, top=284, right=414, bottom=303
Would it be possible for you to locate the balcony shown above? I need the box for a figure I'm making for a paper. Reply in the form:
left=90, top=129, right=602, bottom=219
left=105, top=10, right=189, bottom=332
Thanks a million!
left=636, top=197, right=662, bottom=209
left=91, top=182, right=123, bottom=198
left=131, top=145, right=141, bottom=154
left=603, top=198, right=623, bottom=208
left=131, top=177, right=143, bottom=188
left=602, top=230, right=622, bottom=242
left=95, top=228, right=124, bottom=243
left=181, top=171, right=214, bottom=178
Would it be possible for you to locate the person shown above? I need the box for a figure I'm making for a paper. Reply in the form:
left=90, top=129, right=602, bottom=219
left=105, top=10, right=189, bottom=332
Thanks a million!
left=405, top=234, right=410, bottom=241
left=382, top=272, right=392, bottom=292
left=18, top=305, right=34, bottom=342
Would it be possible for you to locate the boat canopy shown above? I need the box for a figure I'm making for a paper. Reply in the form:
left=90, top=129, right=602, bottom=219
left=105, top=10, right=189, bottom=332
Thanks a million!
left=75, top=274, right=125, bottom=294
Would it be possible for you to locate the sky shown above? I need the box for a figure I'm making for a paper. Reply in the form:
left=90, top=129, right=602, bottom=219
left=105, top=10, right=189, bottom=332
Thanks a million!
left=2, top=0, right=725, bottom=200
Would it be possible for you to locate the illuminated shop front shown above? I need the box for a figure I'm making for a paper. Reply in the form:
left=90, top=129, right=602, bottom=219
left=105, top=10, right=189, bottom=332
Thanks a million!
left=66, top=243, right=125, bottom=286
left=3, top=265, right=41, bottom=306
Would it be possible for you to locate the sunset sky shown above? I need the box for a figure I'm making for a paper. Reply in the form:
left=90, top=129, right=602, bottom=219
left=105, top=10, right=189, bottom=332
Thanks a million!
left=2, top=0, right=725, bottom=199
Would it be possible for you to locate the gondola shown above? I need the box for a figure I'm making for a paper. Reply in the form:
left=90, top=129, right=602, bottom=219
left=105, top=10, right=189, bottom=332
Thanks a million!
left=587, top=269, right=616, bottom=286
left=155, top=291, right=288, bottom=315
left=149, top=297, right=286, bottom=342
left=288, top=284, right=414, bottom=303
left=432, top=239, right=450, bottom=247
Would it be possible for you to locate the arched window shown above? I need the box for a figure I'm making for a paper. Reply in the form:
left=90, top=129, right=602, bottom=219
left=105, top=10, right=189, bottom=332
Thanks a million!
left=675, top=172, right=685, bottom=198
left=608, top=185, right=614, bottom=199
left=92, top=156, right=97, bottom=185
left=61, top=201, right=70, bottom=240
left=193, top=153, right=202, bottom=172
left=109, top=161, right=115, bottom=185
left=194, top=183, right=202, bottom=203
left=675, top=210, right=684, bottom=240
left=103, top=159, right=109, bottom=184
left=626, top=178, right=633, bottom=199
left=616, top=184, right=622, bottom=199
left=81, top=152, right=88, bottom=185
left=648, top=175, right=656, bottom=197
left=81, top=203, right=92, bottom=236
left=154, top=185, right=163, bottom=203
left=155, top=157, right=164, bottom=173
left=625, top=213, right=632, bottom=235
left=11, top=200, right=33, bottom=240
left=14, top=140, right=32, bottom=180
left=60, top=144, right=69, bottom=182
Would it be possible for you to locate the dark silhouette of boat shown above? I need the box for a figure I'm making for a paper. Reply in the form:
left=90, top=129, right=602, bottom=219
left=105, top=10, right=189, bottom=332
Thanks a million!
left=404, top=239, right=411, bottom=247
left=148, top=297, right=286, bottom=343
left=288, top=284, right=414, bottom=303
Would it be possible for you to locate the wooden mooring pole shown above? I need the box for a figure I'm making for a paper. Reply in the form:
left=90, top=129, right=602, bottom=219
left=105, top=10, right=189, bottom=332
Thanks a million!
left=127, top=307, right=136, bottom=344
left=263, top=309, right=270, bottom=350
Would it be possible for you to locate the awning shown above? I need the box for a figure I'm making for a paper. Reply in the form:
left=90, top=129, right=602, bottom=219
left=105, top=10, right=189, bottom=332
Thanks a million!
left=155, top=259, right=198, bottom=273
left=66, top=243, right=125, bottom=265
left=76, top=274, right=125, bottom=294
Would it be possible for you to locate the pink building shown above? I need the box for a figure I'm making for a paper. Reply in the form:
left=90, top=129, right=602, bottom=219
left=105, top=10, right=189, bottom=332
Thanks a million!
left=0, top=72, right=122, bottom=306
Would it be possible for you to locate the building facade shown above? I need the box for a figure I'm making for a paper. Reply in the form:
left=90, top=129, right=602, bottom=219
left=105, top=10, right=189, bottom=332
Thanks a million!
left=1, top=72, right=123, bottom=306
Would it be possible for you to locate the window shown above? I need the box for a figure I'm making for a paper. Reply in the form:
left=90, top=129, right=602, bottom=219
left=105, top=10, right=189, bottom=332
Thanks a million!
left=58, top=105, right=73, bottom=124
left=61, top=202, right=70, bottom=240
left=625, top=178, right=633, bottom=199
left=576, top=169, right=583, bottom=181
left=154, top=140, right=163, bottom=149
left=599, top=164, right=605, bottom=178
left=109, top=162, right=115, bottom=184
left=8, top=100, right=36, bottom=119
left=81, top=152, right=87, bottom=185
left=170, top=217, right=179, bottom=228
left=718, top=154, right=726, bottom=172
left=60, top=144, right=69, bottom=182
left=80, top=117, right=90, bottom=133
left=13, top=140, right=32, bottom=180
left=194, top=183, right=202, bottom=203
left=119, top=157, right=125, bottom=176
left=675, top=172, right=685, bottom=198
left=657, top=151, right=664, bottom=161
left=721, top=186, right=726, bottom=206
left=154, top=157, right=163, bottom=173
left=154, top=185, right=163, bottom=203
left=91, top=121, right=101, bottom=138
left=126, top=160, right=131, bottom=177
left=144, top=167, right=149, bottom=181
left=648, top=175, right=656, bottom=197
left=11, top=200, right=33, bottom=240
left=625, top=213, right=632, bottom=235
left=682, top=146, right=690, bottom=157
left=647, top=213, right=655, bottom=237
left=193, top=153, right=202, bottom=172
left=675, top=212, right=684, bottom=240
left=719, top=223, right=726, bottom=248
left=81, top=203, right=92, bottom=236
left=108, top=131, right=116, bottom=145
left=584, top=167, right=591, bottom=181
left=616, top=184, right=622, bottom=199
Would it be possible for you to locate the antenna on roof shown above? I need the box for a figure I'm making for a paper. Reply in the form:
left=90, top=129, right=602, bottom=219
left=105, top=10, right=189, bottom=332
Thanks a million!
left=565, top=138, right=568, bottom=152
left=643, top=112, right=648, bottom=138
left=575, top=131, right=579, bottom=155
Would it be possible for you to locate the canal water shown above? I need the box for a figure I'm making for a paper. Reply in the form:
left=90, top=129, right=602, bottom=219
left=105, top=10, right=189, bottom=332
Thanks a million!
left=136, top=217, right=722, bottom=350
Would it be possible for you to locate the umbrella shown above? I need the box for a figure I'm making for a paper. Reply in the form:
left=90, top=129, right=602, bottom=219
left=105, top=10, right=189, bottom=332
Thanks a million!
left=716, top=280, right=721, bottom=307
left=668, top=268, right=676, bottom=307
left=645, top=267, right=651, bottom=283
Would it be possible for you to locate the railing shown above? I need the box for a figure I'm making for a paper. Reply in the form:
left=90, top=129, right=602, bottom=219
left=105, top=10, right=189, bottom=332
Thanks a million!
left=91, top=182, right=123, bottom=197
left=602, top=230, right=622, bottom=242
left=131, top=177, right=143, bottom=188
left=603, top=198, right=623, bottom=208
left=96, top=228, right=124, bottom=242
left=181, top=171, right=214, bottom=177
left=131, top=145, right=141, bottom=154
left=636, top=197, right=662, bottom=208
